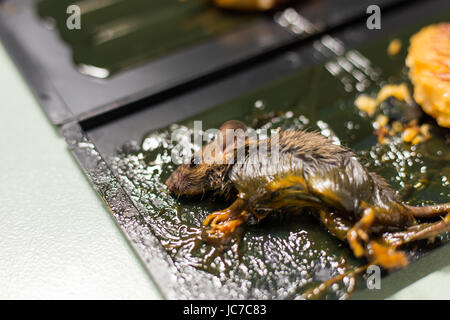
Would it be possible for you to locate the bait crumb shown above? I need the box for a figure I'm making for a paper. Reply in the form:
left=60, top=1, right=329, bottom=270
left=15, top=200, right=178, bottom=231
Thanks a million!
left=214, top=0, right=285, bottom=11
left=354, top=95, right=378, bottom=116
left=392, top=121, right=404, bottom=133
left=387, top=38, right=402, bottom=56
left=375, top=114, right=389, bottom=129
left=355, top=83, right=431, bottom=146
left=376, top=119, right=431, bottom=145
left=355, top=83, right=412, bottom=116
left=407, top=23, right=450, bottom=128
left=377, top=83, right=412, bottom=105
left=402, top=126, right=420, bottom=143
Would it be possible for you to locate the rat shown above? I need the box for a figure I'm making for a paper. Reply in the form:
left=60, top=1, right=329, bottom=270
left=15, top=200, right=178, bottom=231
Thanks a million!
left=165, top=120, right=450, bottom=272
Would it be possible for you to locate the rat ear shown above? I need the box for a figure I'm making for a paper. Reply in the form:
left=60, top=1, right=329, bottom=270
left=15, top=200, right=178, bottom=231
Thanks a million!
left=219, top=120, right=247, bottom=133
left=217, top=120, right=248, bottom=153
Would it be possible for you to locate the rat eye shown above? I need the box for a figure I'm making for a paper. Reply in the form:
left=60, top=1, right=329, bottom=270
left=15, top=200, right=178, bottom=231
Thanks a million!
left=189, top=157, right=198, bottom=168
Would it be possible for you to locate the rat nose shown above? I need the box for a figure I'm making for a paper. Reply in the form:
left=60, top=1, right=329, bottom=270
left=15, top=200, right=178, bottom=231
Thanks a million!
left=165, top=172, right=181, bottom=194
left=165, top=174, right=175, bottom=191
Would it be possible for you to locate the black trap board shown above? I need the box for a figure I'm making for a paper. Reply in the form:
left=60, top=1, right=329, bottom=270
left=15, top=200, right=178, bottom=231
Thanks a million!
left=0, top=0, right=408, bottom=125
left=61, top=0, right=450, bottom=299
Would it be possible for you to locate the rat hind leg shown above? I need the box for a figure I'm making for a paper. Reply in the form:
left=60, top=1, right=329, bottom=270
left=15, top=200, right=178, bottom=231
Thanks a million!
left=303, top=263, right=370, bottom=300
left=320, top=208, right=408, bottom=269
left=382, top=213, right=450, bottom=247
left=347, top=206, right=377, bottom=258
left=406, top=203, right=450, bottom=218
left=319, top=209, right=352, bottom=241
left=345, top=205, right=409, bottom=269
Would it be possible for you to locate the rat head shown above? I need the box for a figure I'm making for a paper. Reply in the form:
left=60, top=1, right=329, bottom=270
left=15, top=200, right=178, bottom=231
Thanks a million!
left=165, top=120, right=248, bottom=197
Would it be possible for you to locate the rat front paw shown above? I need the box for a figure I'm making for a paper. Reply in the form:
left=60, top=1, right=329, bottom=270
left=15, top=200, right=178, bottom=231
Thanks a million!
left=203, top=210, right=249, bottom=240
